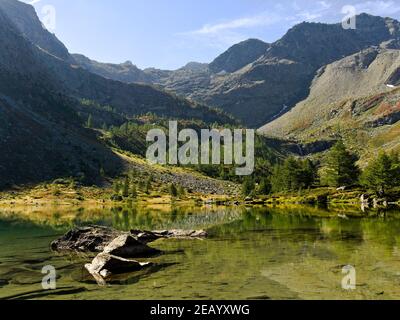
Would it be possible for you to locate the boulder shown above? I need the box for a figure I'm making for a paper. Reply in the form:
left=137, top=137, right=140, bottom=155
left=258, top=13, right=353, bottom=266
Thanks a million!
left=85, top=253, right=152, bottom=285
left=52, top=225, right=207, bottom=254
left=51, top=226, right=121, bottom=252
left=51, top=225, right=208, bottom=287
left=103, top=234, right=160, bottom=258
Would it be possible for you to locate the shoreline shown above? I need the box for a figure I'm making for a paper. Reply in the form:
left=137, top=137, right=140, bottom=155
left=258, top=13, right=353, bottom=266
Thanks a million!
left=1, top=183, right=400, bottom=213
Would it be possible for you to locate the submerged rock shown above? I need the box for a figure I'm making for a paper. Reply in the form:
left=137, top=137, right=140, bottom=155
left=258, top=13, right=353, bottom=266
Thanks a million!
left=85, top=253, right=152, bottom=285
left=152, top=229, right=208, bottom=239
left=130, top=230, right=161, bottom=243
left=130, top=229, right=207, bottom=242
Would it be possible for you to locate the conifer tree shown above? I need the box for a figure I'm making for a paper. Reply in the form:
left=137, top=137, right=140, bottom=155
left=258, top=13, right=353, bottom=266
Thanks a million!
left=130, top=185, right=137, bottom=198
left=258, top=178, right=271, bottom=195
left=321, top=141, right=360, bottom=187
left=361, top=151, right=400, bottom=194
left=270, top=157, right=317, bottom=192
left=87, top=114, right=93, bottom=128
left=144, top=177, right=151, bottom=194
left=170, top=183, right=178, bottom=197
left=122, top=176, right=130, bottom=197
left=242, top=177, right=255, bottom=196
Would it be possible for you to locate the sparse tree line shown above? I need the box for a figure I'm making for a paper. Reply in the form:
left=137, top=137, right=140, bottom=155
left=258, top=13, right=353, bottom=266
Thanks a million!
left=242, top=141, right=400, bottom=197
left=111, top=170, right=186, bottom=201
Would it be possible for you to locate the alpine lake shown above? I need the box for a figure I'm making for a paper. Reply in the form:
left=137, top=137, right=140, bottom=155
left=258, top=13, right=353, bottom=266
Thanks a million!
left=1, top=203, right=400, bottom=300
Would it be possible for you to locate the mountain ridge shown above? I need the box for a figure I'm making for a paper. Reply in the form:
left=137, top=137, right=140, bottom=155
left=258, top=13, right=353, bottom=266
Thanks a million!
left=70, top=13, right=400, bottom=128
left=0, top=0, right=232, bottom=125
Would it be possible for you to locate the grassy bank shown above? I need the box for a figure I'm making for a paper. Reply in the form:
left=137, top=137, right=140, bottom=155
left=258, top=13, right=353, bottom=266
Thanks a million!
left=2, top=180, right=400, bottom=213
left=0, top=180, right=231, bottom=208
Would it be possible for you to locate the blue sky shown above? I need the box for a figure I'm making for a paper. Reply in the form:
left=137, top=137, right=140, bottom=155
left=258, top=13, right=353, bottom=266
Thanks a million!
left=24, top=0, right=400, bottom=70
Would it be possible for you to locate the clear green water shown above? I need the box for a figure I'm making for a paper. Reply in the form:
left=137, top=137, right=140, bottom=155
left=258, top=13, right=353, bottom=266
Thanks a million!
left=1, top=205, right=400, bottom=300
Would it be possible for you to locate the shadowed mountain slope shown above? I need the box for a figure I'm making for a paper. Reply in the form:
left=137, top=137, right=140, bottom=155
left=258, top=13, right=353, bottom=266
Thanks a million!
left=0, top=0, right=70, bottom=60
left=0, top=0, right=233, bottom=125
left=0, top=7, right=123, bottom=187
left=0, top=0, right=235, bottom=187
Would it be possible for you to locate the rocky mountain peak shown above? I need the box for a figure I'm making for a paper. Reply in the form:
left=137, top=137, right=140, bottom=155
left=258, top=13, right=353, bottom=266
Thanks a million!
left=0, top=0, right=70, bottom=60
left=121, top=60, right=134, bottom=66
left=180, top=62, right=209, bottom=72
left=209, top=38, right=270, bottom=73
left=263, top=14, right=400, bottom=68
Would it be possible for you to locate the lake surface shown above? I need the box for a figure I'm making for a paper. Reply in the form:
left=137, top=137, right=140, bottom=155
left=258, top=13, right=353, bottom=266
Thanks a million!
left=1, top=205, right=400, bottom=300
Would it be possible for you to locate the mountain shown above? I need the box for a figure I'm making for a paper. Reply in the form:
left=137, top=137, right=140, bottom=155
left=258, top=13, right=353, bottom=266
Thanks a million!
left=209, top=39, right=270, bottom=74
left=49, top=55, right=232, bottom=125
left=70, top=38, right=275, bottom=127
left=264, top=14, right=399, bottom=67
left=71, top=14, right=400, bottom=128
left=71, top=54, right=153, bottom=83
left=0, top=0, right=232, bottom=125
left=72, top=39, right=269, bottom=87
left=202, top=14, right=400, bottom=128
left=0, top=0, right=70, bottom=60
left=143, top=63, right=212, bottom=101
left=260, top=42, right=400, bottom=162
left=0, top=0, right=234, bottom=188
left=0, top=5, right=123, bottom=187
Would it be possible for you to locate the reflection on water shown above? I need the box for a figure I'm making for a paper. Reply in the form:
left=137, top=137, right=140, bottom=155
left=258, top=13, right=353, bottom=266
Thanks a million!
left=1, top=205, right=400, bottom=300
